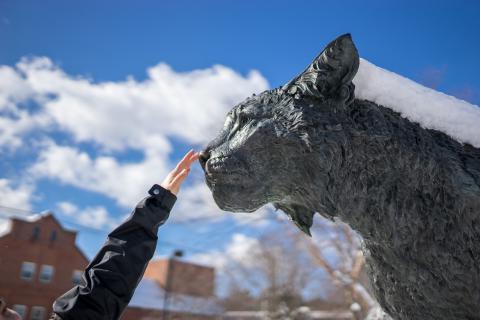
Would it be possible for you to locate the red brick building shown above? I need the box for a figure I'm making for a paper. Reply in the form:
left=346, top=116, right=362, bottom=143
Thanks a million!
left=0, top=213, right=222, bottom=320
left=123, top=258, right=223, bottom=319
left=0, top=213, right=89, bottom=320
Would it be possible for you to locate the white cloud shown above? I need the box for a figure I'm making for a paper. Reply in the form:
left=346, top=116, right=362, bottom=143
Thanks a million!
left=0, top=178, right=33, bottom=210
left=2, top=57, right=268, bottom=152
left=0, top=65, right=34, bottom=111
left=56, top=201, right=77, bottom=215
left=224, top=233, right=262, bottom=268
left=173, top=181, right=225, bottom=222
left=0, top=179, right=34, bottom=236
left=0, top=56, right=268, bottom=221
left=191, top=233, right=261, bottom=271
left=173, top=178, right=274, bottom=226
left=31, top=140, right=275, bottom=223
left=28, top=140, right=277, bottom=224
left=56, top=201, right=121, bottom=230
left=0, top=110, right=51, bottom=149
left=31, top=140, right=171, bottom=208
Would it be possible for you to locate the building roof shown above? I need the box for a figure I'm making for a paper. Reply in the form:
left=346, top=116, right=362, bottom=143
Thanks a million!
left=129, top=278, right=224, bottom=316
left=0, top=212, right=49, bottom=238
left=0, top=210, right=89, bottom=262
left=0, top=211, right=77, bottom=235
left=1, top=209, right=63, bottom=232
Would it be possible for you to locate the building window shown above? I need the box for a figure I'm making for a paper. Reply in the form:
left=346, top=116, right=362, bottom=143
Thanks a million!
left=72, top=269, right=83, bottom=285
left=30, top=306, right=45, bottom=320
left=39, top=265, right=54, bottom=283
left=50, top=230, right=58, bottom=242
left=20, top=262, right=36, bottom=280
left=13, top=305, right=27, bottom=318
left=32, top=226, right=40, bottom=240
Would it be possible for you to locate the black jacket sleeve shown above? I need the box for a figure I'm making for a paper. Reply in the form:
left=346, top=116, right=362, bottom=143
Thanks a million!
left=50, top=184, right=177, bottom=320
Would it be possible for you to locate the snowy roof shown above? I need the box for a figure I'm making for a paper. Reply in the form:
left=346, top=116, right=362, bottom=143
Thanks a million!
left=0, top=209, right=46, bottom=238
left=0, top=210, right=77, bottom=238
left=353, top=58, right=480, bottom=148
left=0, top=219, right=12, bottom=238
left=128, top=278, right=224, bottom=315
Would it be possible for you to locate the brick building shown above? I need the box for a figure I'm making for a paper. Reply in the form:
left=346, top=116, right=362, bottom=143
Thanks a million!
left=0, top=213, right=222, bottom=320
left=123, top=258, right=223, bottom=319
left=0, top=213, right=89, bottom=320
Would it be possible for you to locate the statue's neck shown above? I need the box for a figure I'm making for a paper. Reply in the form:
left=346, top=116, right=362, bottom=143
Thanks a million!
left=295, top=99, right=472, bottom=242
left=312, top=99, right=437, bottom=240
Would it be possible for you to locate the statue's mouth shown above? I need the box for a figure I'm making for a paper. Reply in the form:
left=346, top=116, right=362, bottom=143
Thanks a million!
left=202, top=155, right=251, bottom=188
left=205, top=156, right=235, bottom=174
left=200, top=152, right=264, bottom=212
left=204, top=163, right=258, bottom=212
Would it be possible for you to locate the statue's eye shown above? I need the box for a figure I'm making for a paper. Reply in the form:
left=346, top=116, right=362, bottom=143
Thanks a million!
left=226, top=112, right=250, bottom=140
left=236, top=113, right=249, bottom=128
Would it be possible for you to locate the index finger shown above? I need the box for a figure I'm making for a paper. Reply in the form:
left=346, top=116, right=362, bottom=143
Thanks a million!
left=176, top=150, right=199, bottom=171
left=189, top=152, right=200, bottom=163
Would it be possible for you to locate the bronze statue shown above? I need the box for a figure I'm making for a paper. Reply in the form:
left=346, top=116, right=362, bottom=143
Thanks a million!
left=199, top=34, right=480, bottom=320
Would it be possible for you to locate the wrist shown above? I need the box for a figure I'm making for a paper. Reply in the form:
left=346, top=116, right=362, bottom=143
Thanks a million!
left=148, top=184, right=177, bottom=211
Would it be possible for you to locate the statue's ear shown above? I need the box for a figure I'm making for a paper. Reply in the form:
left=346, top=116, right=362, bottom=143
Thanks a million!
left=274, top=202, right=315, bottom=236
left=284, top=33, right=359, bottom=105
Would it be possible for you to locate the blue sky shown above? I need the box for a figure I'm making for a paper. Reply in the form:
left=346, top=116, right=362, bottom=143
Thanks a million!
left=3, top=0, right=480, bottom=97
left=1, top=0, right=479, bottom=264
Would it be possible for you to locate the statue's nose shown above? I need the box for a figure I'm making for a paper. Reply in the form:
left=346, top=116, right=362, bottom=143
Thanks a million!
left=198, top=149, right=211, bottom=171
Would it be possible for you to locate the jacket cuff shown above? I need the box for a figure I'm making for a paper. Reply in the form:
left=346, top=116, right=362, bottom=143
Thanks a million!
left=148, top=184, right=177, bottom=212
left=115, top=184, right=177, bottom=237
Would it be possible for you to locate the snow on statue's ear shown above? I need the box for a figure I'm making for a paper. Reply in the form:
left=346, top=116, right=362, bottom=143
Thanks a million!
left=284, top=33, right=359, bottom=105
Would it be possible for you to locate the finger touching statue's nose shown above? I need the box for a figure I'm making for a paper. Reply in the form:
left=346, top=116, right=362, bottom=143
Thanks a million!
left=198, top=150, right=211, bottom=170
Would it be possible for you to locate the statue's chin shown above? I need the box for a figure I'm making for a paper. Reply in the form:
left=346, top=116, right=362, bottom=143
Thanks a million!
left=204, top=169, right=266, bottom=212
left=208, top=183, right=263, bottom=213
left=212, top=190, right=255, bottom=212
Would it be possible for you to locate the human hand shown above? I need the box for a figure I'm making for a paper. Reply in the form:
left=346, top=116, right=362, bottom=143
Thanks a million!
left=160, top=150, right=199, bottom=195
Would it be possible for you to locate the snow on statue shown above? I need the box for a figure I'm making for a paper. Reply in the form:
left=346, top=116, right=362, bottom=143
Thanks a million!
left=199, top=34, right=480, bottom=320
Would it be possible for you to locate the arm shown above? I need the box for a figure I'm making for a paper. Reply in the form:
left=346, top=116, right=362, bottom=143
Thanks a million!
left=51, top=151, right=199, bottom=320
left=51, top=185, right=176, bottom=320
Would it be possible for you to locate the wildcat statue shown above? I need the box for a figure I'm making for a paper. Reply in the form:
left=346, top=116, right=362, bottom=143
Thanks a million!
left=199, top=34, right=480, bottom=320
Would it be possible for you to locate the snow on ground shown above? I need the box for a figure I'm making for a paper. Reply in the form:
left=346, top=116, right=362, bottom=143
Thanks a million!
left=354, top=58, right=480, bottom=148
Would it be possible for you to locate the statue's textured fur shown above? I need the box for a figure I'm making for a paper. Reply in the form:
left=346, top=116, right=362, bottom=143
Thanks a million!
left=199, top=34, right=480, bottom=320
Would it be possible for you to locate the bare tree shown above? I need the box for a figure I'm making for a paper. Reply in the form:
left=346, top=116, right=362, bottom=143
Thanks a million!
left=221, top=217, right=376, bottom=319
left=294, top=219, right=376, bottom=319
left=221, top=230, right=317, bottom=318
